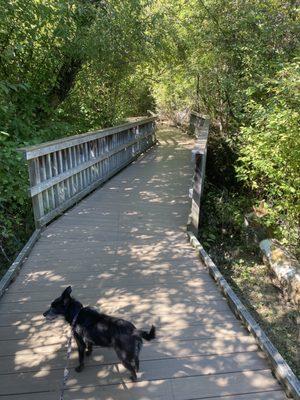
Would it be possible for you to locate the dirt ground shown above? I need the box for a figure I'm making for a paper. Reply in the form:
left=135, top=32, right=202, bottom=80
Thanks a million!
left=214, top=249, right=300, bottom=378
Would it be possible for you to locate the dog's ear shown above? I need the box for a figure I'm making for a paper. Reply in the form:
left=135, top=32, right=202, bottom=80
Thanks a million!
left=61, top=286, right=72, bottom=299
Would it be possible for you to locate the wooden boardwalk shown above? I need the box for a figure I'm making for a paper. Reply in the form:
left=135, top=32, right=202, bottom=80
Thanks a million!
left=0, top=127, right=287, bottom=399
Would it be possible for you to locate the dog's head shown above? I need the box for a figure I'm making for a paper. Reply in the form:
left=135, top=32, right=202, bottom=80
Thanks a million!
left=43, top=286, right=72, bottom=321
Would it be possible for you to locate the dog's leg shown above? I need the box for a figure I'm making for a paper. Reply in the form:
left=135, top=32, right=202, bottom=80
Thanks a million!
left=86, top=342, right=93, bottom=357
left=123, top=360, right=137, bottom=382
left=115, top=348, right=137, bottom=381
left=134, top=338, right=142, bottom=372
left=135, top=356, right=140, bottom=372
left=74, top=332, right=86, bottom=372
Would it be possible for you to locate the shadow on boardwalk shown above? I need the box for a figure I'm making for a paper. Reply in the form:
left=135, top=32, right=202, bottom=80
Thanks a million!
left=0, top=127, right=287, bottom=399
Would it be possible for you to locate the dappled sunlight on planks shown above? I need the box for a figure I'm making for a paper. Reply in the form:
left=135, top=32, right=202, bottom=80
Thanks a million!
left=0, top=127, right=287, bottom=399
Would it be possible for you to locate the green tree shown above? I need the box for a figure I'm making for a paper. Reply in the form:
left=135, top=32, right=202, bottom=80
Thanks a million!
left=237, top=61, right=300, bottom=250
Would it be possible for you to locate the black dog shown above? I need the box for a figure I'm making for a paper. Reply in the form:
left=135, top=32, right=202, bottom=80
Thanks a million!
left=43, top=286, right=155, bottom=380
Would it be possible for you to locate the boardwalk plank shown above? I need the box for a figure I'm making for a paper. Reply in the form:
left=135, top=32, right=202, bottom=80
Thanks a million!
left=0, top=320, right=245, bottom=343
left=0, top=353, right=269, bottom=395
left=0, top=335, right=258, bottom=358
left=0, top=390, right=287, bottom=400
left=1, top=285, right=222, bottom=303
left=6, top=276, right=218, bottom=293
left=0, top=373, right=287, bottom=400
left=0, top=297, right=228, bottom=313
left=0, top=309, right=239, bottom=328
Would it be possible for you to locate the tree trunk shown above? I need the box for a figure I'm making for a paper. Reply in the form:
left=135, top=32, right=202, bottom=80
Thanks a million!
left=47, top=58, right=83, bottom=108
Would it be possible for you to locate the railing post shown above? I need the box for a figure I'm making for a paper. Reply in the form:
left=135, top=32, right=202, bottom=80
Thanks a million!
left=188, top=112, right=210, bottom=236
left=190, top=153, right=203, bottom=235
left=27, top=159, right=44, bottom=228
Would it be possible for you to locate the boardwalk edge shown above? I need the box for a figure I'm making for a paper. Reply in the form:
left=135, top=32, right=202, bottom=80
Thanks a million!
left=0, top=229, right=41, bottom=299
left=187, top=229, right=300, bottom=400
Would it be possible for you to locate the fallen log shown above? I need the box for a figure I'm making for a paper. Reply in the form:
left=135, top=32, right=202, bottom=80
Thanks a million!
left=259, top=239, right=300, bottom=306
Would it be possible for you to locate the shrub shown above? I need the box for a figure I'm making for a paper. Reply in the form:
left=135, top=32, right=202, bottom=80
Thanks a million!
left=237, top=61, right=300, bottom=253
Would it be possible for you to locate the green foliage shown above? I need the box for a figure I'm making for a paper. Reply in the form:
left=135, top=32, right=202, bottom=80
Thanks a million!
left=0, top=0, right=155, bottom=273
left=151, top=0, right=299, bottom=130
left=149, top=0, right=299, bottom=253
left=0, top=132, right=33, bottom=274
left=237, top=61, right=300, bottom=250
left=199, top=183, right=252, bottom=252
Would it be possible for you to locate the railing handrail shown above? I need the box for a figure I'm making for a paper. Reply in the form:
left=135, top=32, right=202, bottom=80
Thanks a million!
left=18, top=116, right=155, bottom=160
left=190, top=110, right=207, bottom=119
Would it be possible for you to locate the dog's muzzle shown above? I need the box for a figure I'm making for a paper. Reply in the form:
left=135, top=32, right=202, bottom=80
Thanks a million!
left=43, top=308, right=58, bottom=321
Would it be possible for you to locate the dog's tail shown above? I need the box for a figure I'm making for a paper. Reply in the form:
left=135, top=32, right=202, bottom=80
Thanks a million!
left=140, top=325, right=156, bottom=341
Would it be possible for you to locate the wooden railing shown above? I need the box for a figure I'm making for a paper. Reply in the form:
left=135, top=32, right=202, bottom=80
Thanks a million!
left=188, top=111, right=210, bottom=236
left=19, top=117, right=156, bottom=227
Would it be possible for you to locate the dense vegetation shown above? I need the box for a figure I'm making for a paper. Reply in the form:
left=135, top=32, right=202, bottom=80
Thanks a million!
left=0, top=0, right=299, bottom=278
left=0, top=0, right=154, bottom=273
left=151, top=0, right=299, bottom=256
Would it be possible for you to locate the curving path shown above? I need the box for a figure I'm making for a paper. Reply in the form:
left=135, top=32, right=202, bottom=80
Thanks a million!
left=0, top=126, right=287, bottom=399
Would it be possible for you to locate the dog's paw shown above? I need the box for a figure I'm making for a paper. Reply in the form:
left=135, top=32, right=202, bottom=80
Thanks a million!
left=75, top=365, right=84, bottom=373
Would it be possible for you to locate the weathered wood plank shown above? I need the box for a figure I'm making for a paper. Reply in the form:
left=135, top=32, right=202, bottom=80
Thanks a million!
left=0, top=285, right=222, bottom=303
left=0, top=335, right=258, bottom=359
left=27, top=159, right=44, bottom=223
left=0, top=296, right=228, bottom=313
left=0, top=320, right=245, bottom=343
left=0, top=352, right=269, bottom=394
left=5, top=274, right=220, bottom=293
left=0, top=311, right=239, bottom=333
left=0, top=301, right=232, bottom=321
left=0, top=371, right=285, bottom=399
left=0, top=389, right=287, bottom=400
left=171, top=370, right=284, bottom=399
left=0, top=341, right=261, bottom=376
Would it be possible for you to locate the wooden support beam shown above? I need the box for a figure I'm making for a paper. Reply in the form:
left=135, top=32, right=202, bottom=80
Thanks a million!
left=188, top=113, right=210, bottom=236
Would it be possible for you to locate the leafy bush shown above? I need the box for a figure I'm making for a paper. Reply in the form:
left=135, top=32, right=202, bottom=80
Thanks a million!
left=237, top=61, right=300, bottom=252
left=150, top=0, right=299, bottom=256
left=0, top=0, right=155, bottom=275
left=199, top=183, right=252, bottom=252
